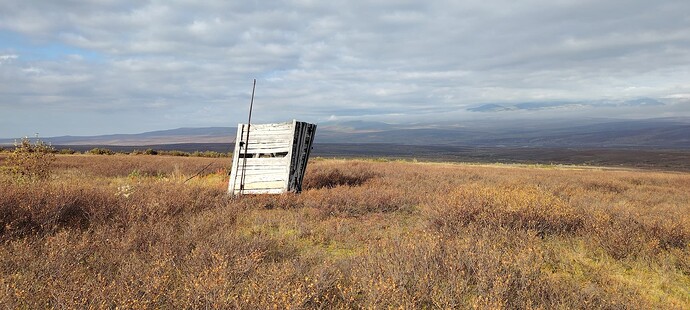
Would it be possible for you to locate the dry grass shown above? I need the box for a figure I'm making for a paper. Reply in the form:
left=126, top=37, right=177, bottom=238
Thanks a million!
left=0, top=154, right=689, bottom=309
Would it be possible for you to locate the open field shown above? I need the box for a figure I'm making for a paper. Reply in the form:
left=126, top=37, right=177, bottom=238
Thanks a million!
left=47, top=143, right=690, bottom=172
left=1, top=154, right=689, bottom=308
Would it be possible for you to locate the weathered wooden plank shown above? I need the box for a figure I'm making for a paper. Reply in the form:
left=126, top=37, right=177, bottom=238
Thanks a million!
left=242, top=171, right=285, bottom=178
left=289, top=121, right=316, bottom=193
left=242, top=163, right=289, bottom=169
left=234, top=176, right=285, bottom=185
left=241, top=157, right=288, bottom=165
left=241, top=188, right=286, bottom=194
left=245, top=170, right=288, bottom=180
left=244, top=140, right=292, bottom=145
left=241, top=138, right=292, bottom=145
left=241, top=163, right=290, bottom=169
left=232, top=176, right=286, bottom=185
left=239, top=167, right=287, bottom=174
left=240, top=180, right=286, bottom=190
left=286, top=120, right=300, bottom=190
left=228, top=123, right=246, bottom=194
left=240, top=129, right=293, bottom=136
left=245, top=134, right=292, bottom=139
left=244, top=146, right=291, bottom=153
left=244, top=141, right=292, bottom=147
left=233, top=182, right=284, bottom=190
left=244, top=127, right=291, bottom=131
left=242, top=149, right=290, bottom=154
left=241, top=166, right=288, bottom=171
left=245, top=137, right=292, bottom=142
left=239, top=165, right=287, bottom=170
left=242, top=127, right=292, bottom=132
left=243, top=122, right=292, bottom=130
left=240, top=165, right=287, bottom=170
left=241, top=138, right=293, bottom=145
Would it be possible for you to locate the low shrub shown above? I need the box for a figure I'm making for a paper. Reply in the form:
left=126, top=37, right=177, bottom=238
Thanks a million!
left=0, top=183, right=121, bottom=240
left=59, top=148, right=76, bottom=154
left=0, top=181, right=231, bottom=242
left=426, top=184, right=583, bottom=236
left=303, top=186, right=414, bottom=217
left=191, top=151, right=230, bottom=158
left=2, top=137, right=55, bottom=181
left=159, top=150, right=190, bottom=157
left=588, top=210, right=690, bottom=259
left=88, top=148, right=115, bottom=155
left=1, top=157, right=688, bottom=308
left=303, top=165, right=378, bottom=189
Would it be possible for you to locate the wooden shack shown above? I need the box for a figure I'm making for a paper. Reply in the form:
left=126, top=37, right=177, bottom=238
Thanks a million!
left=228, top=120, right=317, bottom=195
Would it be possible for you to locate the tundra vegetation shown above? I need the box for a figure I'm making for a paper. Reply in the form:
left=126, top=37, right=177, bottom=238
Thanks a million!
left=0, top=153, right=688, bottom=309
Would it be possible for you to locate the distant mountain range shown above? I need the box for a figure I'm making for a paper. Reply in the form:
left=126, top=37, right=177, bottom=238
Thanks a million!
left=315, top=118, right=690, bottom=148
left=467, top=98, right=665, bottom=112
left=0, top=127, right=236, bottom=146
left=2, top=118, right=689, bottom=149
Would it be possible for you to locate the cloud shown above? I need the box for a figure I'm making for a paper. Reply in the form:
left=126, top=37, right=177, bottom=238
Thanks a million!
left=1, top=0, right=690, bottom=136
left=0, top=54, right=18, bottom=64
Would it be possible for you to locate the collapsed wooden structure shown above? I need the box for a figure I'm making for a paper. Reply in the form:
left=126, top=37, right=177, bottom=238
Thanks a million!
left=228, top=120, right=317, bottom=195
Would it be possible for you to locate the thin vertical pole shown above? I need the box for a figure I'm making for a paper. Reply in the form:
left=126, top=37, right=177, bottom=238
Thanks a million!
left=239, top=79, right=256, bottom=194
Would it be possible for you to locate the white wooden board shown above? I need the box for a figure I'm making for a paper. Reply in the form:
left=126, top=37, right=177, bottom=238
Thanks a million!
left=228, top=120, right=316, bottom=195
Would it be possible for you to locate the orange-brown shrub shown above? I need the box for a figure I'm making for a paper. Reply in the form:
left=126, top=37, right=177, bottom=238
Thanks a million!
left=302, top=184, right=417, bottom=217
left=426, top=184, right=584, bottom=236
left=0, top=156, right=688, bottom=308
left=2, top=137, right=55, bottom=180
left=302, top=165, right=377, bottom=189
left=586, top=208, right=690, bottom=260
left=0, top=181, right=231, bottom=242
left=0, top=183, right=120, bottom=240
left=342, top=226, right=648, bottom=309
left=51, top=154, right=229, bottom=178
left=232, top=185, right=415, bottom=218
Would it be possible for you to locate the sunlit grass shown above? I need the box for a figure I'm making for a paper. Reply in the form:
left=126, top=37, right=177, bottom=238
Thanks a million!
left=0, top=154, right=688, bottom=308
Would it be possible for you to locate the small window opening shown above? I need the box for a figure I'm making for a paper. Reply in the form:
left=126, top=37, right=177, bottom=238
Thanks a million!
left=238, top=152, right=288, bottom=158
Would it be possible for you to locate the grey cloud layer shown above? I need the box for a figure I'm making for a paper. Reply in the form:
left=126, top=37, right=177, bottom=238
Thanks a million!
left=1, top=0, right=690, bottom=136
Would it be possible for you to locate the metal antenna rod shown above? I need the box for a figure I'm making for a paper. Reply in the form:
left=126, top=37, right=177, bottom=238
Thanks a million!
left=239, top=79, right=256, bottom=193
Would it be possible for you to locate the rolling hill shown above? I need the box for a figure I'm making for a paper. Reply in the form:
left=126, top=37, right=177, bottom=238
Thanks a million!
left=1, top=118, right=689, bottom=149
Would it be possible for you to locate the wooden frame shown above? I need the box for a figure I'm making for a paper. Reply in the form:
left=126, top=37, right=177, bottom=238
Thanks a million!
left=228, top=120, right=317, bottom=195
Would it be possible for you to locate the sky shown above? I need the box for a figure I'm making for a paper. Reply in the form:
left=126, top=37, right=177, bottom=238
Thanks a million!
left=1, top=0, right=690, bottom=137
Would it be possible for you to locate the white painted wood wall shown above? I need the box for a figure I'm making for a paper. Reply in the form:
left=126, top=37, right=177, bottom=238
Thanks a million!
left=228, top=120, right=316, bottom=195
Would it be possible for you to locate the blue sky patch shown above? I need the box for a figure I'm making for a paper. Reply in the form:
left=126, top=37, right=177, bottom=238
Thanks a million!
left=0, top=30, right=103, bottom=62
